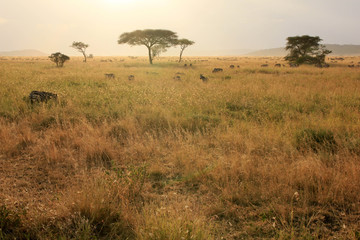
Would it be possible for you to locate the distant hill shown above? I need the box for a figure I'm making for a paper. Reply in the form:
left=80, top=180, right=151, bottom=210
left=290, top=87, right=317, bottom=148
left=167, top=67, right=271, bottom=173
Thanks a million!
left=325, top=44, right=360, bottom=56
left=0, top=49, right=48, bottom=56
left=246, top=44, right=360, bottom=56
left=245, top=48, right=287, bottom=57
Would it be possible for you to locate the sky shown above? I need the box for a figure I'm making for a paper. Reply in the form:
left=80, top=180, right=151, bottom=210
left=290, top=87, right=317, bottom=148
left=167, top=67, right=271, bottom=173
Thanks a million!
left=0, top=0, right=360, bottom=56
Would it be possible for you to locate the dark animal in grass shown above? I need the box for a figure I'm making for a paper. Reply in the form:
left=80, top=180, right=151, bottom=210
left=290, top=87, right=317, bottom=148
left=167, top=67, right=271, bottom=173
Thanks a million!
left=173, top=75, right=181, bottom=81
left=230, top=65, right=235, bottom=69
left=316, top=63, right=330, bottom=68
left=105, top=73, right=115, bottom=79
left=212, top=68, right=223, bottom=73
left=128, top=75, right=135, bottom=81
left=200, top=74, right=208, bottom=82
left=29, top=91, right=58, bottom=104
left=274, top=64, right=281, bottom=67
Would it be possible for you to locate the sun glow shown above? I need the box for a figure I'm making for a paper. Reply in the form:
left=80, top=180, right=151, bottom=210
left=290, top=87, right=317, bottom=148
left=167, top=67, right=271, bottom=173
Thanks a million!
left=104, top=0, right=137, bottom=4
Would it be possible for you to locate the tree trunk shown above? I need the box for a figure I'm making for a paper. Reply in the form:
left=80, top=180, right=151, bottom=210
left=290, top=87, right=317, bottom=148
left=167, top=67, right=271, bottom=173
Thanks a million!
left=147, top=46, right=153, bottom=64
left=178, top=49, right=184, bottom=63
left=82, top=51, right=87, bottom=63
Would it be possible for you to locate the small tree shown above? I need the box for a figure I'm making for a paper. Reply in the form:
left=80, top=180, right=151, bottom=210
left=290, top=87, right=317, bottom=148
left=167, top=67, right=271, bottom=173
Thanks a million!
left=118, top=29, right=178, bottom=64
left=177, top=39, right=195, bottom=62
left=151, top=44, right=168, bottom=59
left=49, top=52, right=70, bottom=67
left=285, top=35, right=332, bottom=65
left=71, top=41, right=89, bottom=62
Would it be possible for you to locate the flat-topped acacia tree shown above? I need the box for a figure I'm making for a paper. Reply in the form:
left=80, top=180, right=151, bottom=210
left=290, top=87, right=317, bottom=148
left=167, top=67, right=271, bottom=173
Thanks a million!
left=285, top=35, right=332, bottom=65
left=118, top=29, right=178, bottom=64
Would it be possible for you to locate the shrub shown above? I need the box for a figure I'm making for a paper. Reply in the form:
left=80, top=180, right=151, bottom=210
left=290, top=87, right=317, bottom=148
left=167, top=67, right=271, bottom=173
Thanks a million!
left=0, top=205, right=30, bottom=239
left=295, top=128, right=337, bottom=153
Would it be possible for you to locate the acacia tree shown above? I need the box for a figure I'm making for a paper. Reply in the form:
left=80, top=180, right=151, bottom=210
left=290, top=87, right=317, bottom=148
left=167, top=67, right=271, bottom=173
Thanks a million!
left=49, top=52, right=70, bottom=67
left=71, top=41, right=89, bottom=62
left=151, top=44, right=168, bottom=59
left=177, top=39, right=195, bottom=62
left=285, top=35, right=332, bottom=65
left=118, top=29, right=178, bottom=64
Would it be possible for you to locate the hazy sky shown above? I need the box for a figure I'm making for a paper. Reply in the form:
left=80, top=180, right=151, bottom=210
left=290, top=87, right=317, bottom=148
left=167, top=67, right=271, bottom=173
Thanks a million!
left=1, top=0, right=359, bottom=56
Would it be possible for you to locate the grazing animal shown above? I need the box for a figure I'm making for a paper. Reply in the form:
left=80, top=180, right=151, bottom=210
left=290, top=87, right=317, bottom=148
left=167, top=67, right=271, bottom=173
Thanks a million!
left=184, top=64, right=187, bottom=67
left=173, top=75, right=181, bottom=81
left=274, top=64, right=281, bottom=67
left=348, top=64, right=355, bottom=68
left=229, top=65, right=235, bottom=69
left=200, top=74, right=208, bottom=82
left=289, top=63, right=299, bottom=68
left=261, top=64, right=268, bottom=67
left=237, top=65, right=240, bottom=68
left=128, top=75, right=135, bottom=81
left=189, top=63, right=193, bottom=67
left=315, top=63, right=330, bottom=68
left=29, top=91, right=57, bottom=104
left=212, top=68, right=223, bottom=73
left=105, top=73, right=115, bottom=79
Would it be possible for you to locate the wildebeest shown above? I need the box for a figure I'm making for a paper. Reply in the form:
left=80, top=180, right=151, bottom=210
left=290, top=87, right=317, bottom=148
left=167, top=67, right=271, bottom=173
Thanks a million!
left=274, top=64, right=281, bottom=67
left=315, top=63, right=330, bottom=68
left=348, top=64, right=355, bottom=68
left=229, top=65, right=235, bottom=69
left=173, top=75, right=181, bottom=81
left=128, top=75, right=135, bottom=81
left=261, top=64, right=268, bottom=67
left=212, top=68, right=223, bottom=73
left=29, top=91, right=58, bottom=104
left=289, top=63, right=299, bottom=68
left=200, top=74, right=208, bottom=82
left=105, top=73, right=115, bottom=79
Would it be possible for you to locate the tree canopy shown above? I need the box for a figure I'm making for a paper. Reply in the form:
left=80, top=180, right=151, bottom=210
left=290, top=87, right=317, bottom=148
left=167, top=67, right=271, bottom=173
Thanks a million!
left=177, top=39, right=195, bottom=63
left=49, top=52, right=70, bottom=67
left=71, top=41, right=89, bottom=62
left=118, top=29, right=178, bottom=64
left=285, top=35, right=332, bottom=65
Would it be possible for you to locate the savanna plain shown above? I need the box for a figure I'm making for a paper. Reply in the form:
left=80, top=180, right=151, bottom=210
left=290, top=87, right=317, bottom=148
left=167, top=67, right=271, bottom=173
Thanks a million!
left=0, top=56, right=360, bottom=239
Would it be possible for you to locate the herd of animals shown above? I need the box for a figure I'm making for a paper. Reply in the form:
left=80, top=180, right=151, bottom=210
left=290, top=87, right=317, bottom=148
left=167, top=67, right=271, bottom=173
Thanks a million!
left=28, top=59, right=359, bottom=104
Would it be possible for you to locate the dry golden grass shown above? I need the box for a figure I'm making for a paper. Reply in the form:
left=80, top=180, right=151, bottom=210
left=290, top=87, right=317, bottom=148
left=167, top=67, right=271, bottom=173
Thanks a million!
left=0, top=55, right=360, bottom=239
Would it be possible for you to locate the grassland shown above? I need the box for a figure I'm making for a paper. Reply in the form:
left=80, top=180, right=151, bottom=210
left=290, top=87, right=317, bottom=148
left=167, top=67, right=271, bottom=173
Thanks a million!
left=0, top=55, right=360, bottom=239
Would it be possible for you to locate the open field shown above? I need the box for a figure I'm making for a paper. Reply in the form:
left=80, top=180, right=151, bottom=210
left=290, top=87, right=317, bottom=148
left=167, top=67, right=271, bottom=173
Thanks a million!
left=1, top=56, right=360, bottom=239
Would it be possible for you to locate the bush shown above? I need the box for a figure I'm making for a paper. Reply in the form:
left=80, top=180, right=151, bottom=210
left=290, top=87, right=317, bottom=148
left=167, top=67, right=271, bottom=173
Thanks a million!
left=295, top=128, right=337, bottom=153
left=0, top=205, right=29, bottom=239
